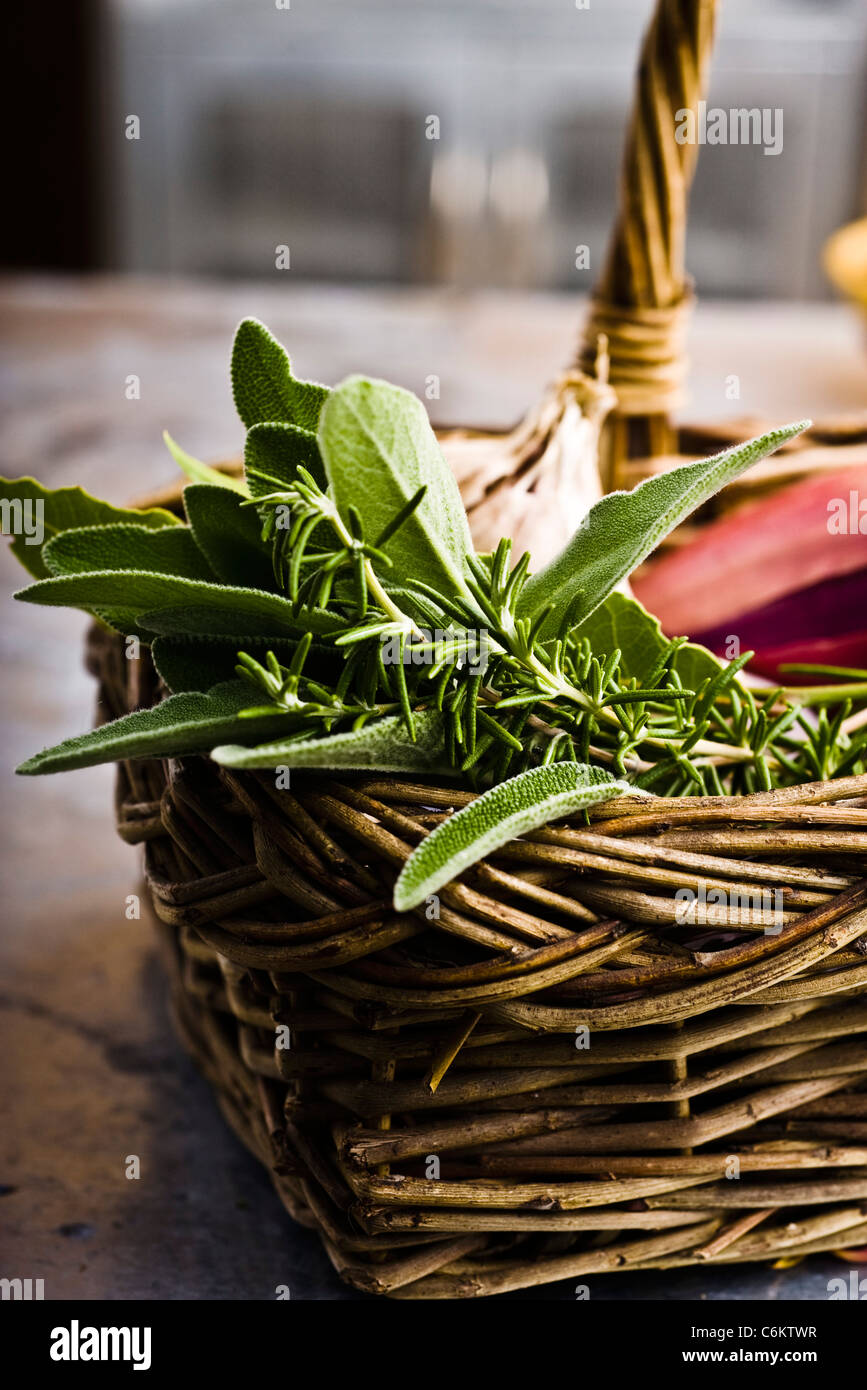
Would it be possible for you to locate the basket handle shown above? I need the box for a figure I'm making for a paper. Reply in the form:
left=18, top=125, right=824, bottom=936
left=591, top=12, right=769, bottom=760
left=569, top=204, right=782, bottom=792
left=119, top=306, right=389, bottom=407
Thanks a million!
left=579, top=0, right=718, bottom=486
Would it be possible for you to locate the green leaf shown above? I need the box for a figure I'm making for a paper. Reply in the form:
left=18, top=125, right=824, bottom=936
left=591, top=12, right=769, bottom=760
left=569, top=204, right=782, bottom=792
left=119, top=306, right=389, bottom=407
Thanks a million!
left=152, top=634, right=322, bottom=693
left=244, top=421, right=327, bottom=497
left=231, top=319, right=328, bottom=431
left=43, top=523, right=215, bottom=582
left=162, top=432, right=248, bottom=495
left=14, top=571, right=343, bottom=640
left=16, top=682, right=296, bottom=776
left=38, top=522, right=214, bottom=635
left=138, top=603, right=339, bottom=641
left=318, top=375, right=477, bottom=604
left=577, top=591, right=725, bottom=690
left=517, top=421, right=810, bottom=638
left=393, top=762, right=640, bottom=912
left=0, top=476, right=179, bottom=580
left=212, top=708, right=446, bottom=773
left=182, top=483, right=275, bottom=590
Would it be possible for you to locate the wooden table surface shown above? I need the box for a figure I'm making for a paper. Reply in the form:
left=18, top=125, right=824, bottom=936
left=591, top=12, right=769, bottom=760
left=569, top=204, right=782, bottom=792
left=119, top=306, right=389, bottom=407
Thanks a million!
left=1, top=275, right=865, bottom=1300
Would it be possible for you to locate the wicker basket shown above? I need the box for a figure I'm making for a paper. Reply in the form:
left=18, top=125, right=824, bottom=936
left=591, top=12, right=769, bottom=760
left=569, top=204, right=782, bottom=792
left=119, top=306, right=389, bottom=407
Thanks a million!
left=85, top=0, right=867, bottom=1298
left=86, top=623, right=867, bottom=1298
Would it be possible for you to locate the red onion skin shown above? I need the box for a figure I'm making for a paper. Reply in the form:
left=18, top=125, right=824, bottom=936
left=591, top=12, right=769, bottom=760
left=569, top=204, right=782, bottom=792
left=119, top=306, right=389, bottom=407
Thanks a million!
left=634, top=464, right=867, bottom=633
left=683, top=566, right=867, bottom=681
left=745, top=633, right=867, bottom=683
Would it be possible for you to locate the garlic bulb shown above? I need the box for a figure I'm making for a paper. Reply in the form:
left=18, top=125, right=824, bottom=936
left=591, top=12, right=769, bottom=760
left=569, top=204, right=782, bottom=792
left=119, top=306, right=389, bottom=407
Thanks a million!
left=438, top=367, right=616, bottom=566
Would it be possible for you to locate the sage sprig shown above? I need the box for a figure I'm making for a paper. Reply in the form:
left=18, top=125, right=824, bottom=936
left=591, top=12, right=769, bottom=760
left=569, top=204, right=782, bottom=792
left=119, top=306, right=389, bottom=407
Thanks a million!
left=4, top=319, right=865, bottom=888
left=517, top=420, right=809, bottom=635
left=393, top=762, right=639, bottom=911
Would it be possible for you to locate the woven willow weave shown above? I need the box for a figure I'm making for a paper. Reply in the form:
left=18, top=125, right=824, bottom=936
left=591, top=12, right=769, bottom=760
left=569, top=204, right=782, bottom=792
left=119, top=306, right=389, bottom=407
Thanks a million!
left=87, top=627, right=867, bottom=1298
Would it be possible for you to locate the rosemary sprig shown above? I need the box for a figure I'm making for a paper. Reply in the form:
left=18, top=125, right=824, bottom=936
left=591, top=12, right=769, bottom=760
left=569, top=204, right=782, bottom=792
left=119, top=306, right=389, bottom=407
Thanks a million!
left=247, top=484, right=867, bottom=795
left=9, top=321, right=863, bottom=800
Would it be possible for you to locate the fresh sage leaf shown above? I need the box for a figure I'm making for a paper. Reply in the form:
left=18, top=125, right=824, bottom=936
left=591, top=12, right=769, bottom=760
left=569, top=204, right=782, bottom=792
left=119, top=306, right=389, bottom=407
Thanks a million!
left=16, top=681, right=296, bottom=775
left=0, top=476, right=179, bottom=580
left=15, top=572, right=343, bottom=639
left=577, top=591, right=725, bottom=690
left=137, top=603, right=339, bottom=641
left=244, top=421, right=327, bottom=497
left=162, top=432, right=248, bottom=495
left=231, top=318, right=328, bottom=431
left=318, top=375, right=477, bottom=604
left=183, top=483, right=276, bottom=590
left=152, top=634, right=328, bottom=694
left=517, top=421, right=810, bottom=638
left=43, top=523, right=215, bottom=582
left=39, top=521, right=214, bottom=635
left=393, top=762, right=640, bottom=911
left=212, top=708, right=446, bottom=773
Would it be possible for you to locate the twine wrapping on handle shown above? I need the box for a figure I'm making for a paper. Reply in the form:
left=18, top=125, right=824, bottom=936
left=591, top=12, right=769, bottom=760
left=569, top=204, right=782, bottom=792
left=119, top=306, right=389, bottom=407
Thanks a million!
left=580, top=0, right=718, bottom=483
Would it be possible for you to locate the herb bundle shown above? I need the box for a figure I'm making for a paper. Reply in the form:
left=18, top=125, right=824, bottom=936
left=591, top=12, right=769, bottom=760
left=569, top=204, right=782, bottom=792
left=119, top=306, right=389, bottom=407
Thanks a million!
left=5, top=319, right=866, bottom=902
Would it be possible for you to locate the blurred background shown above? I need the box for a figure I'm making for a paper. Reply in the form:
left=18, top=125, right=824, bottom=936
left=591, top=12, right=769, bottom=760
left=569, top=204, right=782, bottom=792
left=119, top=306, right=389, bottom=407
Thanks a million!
left=4, top=0, right=867, bottom=298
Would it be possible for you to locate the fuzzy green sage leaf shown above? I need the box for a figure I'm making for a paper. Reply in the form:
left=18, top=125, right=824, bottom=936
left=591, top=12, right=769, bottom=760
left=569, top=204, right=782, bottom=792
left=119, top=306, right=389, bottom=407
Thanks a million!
left=318, top=375, right=478, bottom=606
left=244, top=421, right=327, bottom=496
left=16, top=681, right=295, bottom=775
left=43, top=522, right=215, bottom=582
left=393, top=761, right=642, bottom=911
left=518, top=421, right=810, bottom=638
left=577, top=590, right=725, bottom=690
left=231, top=318, right=328, bottom=431
left=0, top=476, right=179, bottom=580
left=151, top=634, right=317, bottom=694
left=213, top=707, right=446, bottom=773
left=182, top=483, right=276, bottom=590
left=14, top=571, right=343, bottom=638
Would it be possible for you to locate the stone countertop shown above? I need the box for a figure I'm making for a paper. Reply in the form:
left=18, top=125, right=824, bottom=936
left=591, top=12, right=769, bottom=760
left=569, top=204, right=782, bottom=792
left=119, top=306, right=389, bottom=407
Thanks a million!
left=1, top=275, right=865, bottom=1300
